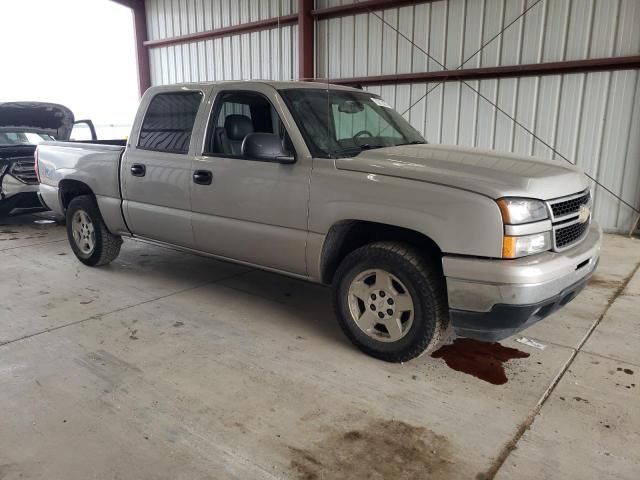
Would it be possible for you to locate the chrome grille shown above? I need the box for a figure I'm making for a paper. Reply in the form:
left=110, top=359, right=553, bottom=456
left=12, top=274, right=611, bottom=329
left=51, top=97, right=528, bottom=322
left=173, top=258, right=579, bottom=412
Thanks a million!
left=546, top=190, right=591, bottom=251
left=555, top=220, right=589, bottom=248
left=9, top=156, right=38, bottom=184
left=550, top=191, right=590, bottom=219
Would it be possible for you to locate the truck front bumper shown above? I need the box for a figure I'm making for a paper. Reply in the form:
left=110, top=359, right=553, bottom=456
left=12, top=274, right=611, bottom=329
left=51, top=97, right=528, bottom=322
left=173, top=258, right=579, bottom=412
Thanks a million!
left=0, top=174, right=43, bottom=216
left=443, top=224, right=602, bottom=341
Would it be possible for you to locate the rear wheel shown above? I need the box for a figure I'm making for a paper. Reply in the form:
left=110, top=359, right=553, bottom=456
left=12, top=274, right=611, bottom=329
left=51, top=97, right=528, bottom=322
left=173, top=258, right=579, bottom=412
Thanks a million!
left=333, top=241, right=449, bottom=362
left=66, top=195, right=122, bottom=266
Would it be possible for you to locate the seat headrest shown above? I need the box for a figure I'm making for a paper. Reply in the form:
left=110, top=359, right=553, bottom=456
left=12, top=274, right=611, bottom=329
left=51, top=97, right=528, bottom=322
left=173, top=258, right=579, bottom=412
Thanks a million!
left=224, top=115, right=254, bottom=141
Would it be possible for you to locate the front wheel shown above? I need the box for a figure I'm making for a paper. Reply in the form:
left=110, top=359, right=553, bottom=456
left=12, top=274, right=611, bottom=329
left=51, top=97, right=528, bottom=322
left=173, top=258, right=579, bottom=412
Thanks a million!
left=333, top=242, right=449, bottom=362
left=66, top=195, right=122, bottom=266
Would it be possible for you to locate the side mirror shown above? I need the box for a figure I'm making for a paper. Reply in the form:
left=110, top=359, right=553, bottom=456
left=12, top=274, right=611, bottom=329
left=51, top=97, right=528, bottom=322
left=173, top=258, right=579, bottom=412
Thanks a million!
left=241, top=132, right=295, bottom=164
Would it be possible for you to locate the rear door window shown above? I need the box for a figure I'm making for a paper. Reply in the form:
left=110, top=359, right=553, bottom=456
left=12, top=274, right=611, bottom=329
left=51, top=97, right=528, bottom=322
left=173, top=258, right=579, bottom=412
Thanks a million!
left=137, top=91, right=203, bottom=154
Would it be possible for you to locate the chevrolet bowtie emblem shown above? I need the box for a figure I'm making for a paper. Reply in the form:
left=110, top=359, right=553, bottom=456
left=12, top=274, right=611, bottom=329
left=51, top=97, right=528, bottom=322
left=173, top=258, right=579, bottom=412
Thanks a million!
left=578, top=204, right=591, bottom=224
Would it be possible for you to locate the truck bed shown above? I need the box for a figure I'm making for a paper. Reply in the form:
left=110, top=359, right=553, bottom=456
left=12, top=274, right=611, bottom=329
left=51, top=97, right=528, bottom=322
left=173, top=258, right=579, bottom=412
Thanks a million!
left=37, top=141, right=127, bottom=230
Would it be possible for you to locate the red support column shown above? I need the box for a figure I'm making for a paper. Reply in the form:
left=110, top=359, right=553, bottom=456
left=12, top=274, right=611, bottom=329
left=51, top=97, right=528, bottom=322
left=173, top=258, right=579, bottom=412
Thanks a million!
left=298, top=0, right=314, bottom=81
left=131, top=0, right=151, bottom=96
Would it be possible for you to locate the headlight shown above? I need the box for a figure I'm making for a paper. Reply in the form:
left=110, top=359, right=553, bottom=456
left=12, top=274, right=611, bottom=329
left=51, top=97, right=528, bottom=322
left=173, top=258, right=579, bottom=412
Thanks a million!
left=497, top=198, right=548, bottom=224
left=503, top=232, right=552, bottom=258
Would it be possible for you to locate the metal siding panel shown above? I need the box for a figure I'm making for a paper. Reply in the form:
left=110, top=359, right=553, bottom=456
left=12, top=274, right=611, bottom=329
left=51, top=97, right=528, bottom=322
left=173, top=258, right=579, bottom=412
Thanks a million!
left=425, top=83, right=444, bottom=143
left=328, top=18, right=341, bottom=78
left=397, top=6, right=414, bottom=74
left=260, top=30, right=271, bottom=79
left=532, top=75, right=561, bottom=159
left=520, top=0, right=545, bottom=65
left=475, top=79, right=498, bottom=149
left=441, top=82, right=460, bottom=145
left=241, top=32, right=251, bottom=79
left=462, top=0, right=484, bottom=68
left=408, top=83, right=427, bottom=136
left=429, top=1, right=448, bottom=71
left=292, top=24, right=299, bottom=80
left=367, top=11, right=383, bottom=76
left=493, top=78, right=518, bottom=153
left=616, top=71, right=640, bottom=230
left=500, top=0, right=525, bottom=66
left=445, top=0, right=465, bottom=68
left=576, top=72, right=610, bottom=190
left=354, top=13, right=369, bottom=77
left=458, top=80, right=478, bottom=147
left=480, top=0, right=505, bottom=67
left=565, top=0, right=594, bottom=60
left=542, top=0, right=570, bottom=61
left=589, top=0, right=620, bottom=58
left=552, top=76, right=581, bottom=166
left=594, top=70, right=637, bottom=228
left=615, top=0, right=640, bottom=56
left=381, top=9, right=399, bottom=75
left=340, top=16, right=355, bottom=78
left=412, top=3, right=430, bottom=72
left=316, top=19, right=328, bottom=78
left=512, top=76, right=537, bottom=155
left=205, top=39, right=215, bottom=80
left=213, top=37, right=224, bottom=80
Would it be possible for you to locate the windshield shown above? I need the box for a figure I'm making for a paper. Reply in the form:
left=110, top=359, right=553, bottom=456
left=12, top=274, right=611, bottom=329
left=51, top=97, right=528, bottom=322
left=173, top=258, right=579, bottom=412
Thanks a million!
left=279, top=88, right=425, bottom=158
left=0, top=131, right=53, bottom=146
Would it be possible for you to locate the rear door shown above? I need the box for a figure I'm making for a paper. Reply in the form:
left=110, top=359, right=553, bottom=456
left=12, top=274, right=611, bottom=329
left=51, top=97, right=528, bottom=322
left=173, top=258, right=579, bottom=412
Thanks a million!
left=190, top=86, right=311, bottom=275
left=121, top=88, right=205, bottom=248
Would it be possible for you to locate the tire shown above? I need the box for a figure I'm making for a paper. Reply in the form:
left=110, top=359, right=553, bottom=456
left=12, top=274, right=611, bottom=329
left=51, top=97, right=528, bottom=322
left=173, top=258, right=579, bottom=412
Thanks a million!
left=66, top=195, right=122, bottom=266
left=333, top=241, right=449, bottom=362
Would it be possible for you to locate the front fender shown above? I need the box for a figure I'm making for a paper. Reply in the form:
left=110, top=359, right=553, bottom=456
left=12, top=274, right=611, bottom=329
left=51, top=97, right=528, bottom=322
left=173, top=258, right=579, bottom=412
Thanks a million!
left=309, top=166, right=504, bottom=258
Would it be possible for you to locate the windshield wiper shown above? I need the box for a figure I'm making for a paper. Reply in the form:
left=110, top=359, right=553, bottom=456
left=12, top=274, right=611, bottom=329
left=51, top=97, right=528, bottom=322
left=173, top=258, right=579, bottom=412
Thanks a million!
left=358, top=143, right=387, bottom=150
left=396, top=141, right=426, bottom=146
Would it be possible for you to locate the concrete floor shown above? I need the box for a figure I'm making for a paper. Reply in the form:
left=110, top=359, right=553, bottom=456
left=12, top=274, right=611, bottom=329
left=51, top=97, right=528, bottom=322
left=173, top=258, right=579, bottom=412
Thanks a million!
left=1, top=213, right=639, bottom=480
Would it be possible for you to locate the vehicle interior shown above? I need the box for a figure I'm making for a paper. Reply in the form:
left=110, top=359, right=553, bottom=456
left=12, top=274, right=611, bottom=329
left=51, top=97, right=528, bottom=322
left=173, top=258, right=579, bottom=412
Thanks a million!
left=206, top=91, right=290, bottom=157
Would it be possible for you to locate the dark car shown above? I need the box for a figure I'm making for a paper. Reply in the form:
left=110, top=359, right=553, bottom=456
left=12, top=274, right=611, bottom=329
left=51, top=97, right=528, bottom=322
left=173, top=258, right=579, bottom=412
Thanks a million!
left=0, top=101, right=95, bottom=216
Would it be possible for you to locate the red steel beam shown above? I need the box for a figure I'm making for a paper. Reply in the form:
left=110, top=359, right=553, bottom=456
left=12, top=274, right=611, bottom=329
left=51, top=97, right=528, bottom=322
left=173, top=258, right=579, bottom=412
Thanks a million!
left=143, top=14, right=298, bottom=48
left=131, top=1, right=151, bottom=96
left=298, top=0, right=315, bottom=80
left=329, top=56, right=640, bottom=87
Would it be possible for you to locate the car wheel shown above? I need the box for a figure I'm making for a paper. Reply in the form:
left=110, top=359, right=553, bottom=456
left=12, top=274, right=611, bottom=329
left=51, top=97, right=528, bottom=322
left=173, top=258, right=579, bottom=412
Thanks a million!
left=66, top=195, right=122, bottom=266
left=333, top=241, right=449, bottom=362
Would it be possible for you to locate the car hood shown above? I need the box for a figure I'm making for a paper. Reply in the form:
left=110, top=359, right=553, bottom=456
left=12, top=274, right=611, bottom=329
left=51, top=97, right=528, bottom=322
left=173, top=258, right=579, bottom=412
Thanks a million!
left=335, top=144, right=589, bottom=200
left=0, top=102, right=74, bottom=140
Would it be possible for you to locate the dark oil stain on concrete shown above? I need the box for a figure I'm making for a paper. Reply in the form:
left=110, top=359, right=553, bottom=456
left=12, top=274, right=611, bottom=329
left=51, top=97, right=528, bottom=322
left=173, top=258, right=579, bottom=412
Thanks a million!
left=588, top=276, right=624, bottom=289
left=289, top=420, right=452, bottom=480
left=617, top=367, right=634, bottom=375
left=431, top=339, right=530, bottom=385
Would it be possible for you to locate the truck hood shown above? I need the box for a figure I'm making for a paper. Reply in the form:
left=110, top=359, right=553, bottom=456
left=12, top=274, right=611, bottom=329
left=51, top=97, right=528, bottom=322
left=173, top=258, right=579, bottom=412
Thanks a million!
left=335, top=144, right=589, bottom=200
left=0, top=102, right=75, bottom=140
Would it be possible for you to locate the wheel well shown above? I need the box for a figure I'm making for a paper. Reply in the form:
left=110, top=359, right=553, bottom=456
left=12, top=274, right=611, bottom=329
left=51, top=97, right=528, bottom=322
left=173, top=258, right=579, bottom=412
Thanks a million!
left=58, top=180, right=95, bottom=211
left=320, top=220, right=443, bottom=284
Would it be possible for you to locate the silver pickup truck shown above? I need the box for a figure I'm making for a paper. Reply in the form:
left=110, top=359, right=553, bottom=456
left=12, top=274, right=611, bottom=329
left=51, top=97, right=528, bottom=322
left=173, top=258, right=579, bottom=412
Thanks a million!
left=37, top=81, right=601, bottom=362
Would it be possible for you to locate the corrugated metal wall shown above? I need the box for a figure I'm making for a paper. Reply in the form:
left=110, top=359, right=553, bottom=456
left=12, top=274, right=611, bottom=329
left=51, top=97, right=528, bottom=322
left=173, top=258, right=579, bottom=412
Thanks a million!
left=145, top=0, right=298, bottom=84
left=144, top=0, right=640, bottom=231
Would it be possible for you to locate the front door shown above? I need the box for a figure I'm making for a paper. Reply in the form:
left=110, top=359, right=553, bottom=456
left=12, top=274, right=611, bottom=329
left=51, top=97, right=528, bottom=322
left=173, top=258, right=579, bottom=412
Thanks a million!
left=190, top=87, right=311, bottom=275
left=122, top=89, right=204, bottom=248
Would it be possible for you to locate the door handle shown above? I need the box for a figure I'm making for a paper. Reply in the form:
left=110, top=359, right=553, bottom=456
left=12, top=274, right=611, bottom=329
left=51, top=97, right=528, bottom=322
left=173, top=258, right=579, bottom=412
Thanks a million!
left=130, top=164, right=146, bottom=177
left=193, top=170, right=213, bottom=185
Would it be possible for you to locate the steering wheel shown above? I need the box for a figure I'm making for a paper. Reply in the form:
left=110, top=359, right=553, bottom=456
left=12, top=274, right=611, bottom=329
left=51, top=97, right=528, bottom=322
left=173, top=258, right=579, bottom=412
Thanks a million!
left=353, top=130, right=373, bottom=141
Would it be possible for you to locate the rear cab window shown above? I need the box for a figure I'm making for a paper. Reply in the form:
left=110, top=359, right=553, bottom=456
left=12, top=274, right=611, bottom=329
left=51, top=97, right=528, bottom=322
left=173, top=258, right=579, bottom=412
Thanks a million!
left=137, top=91, right=203, bottom=154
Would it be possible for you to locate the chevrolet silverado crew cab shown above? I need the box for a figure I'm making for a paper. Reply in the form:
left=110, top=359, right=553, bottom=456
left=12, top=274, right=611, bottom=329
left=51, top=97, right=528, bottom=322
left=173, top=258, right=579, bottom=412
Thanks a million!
left=37, top=81, right=601, bottom=362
